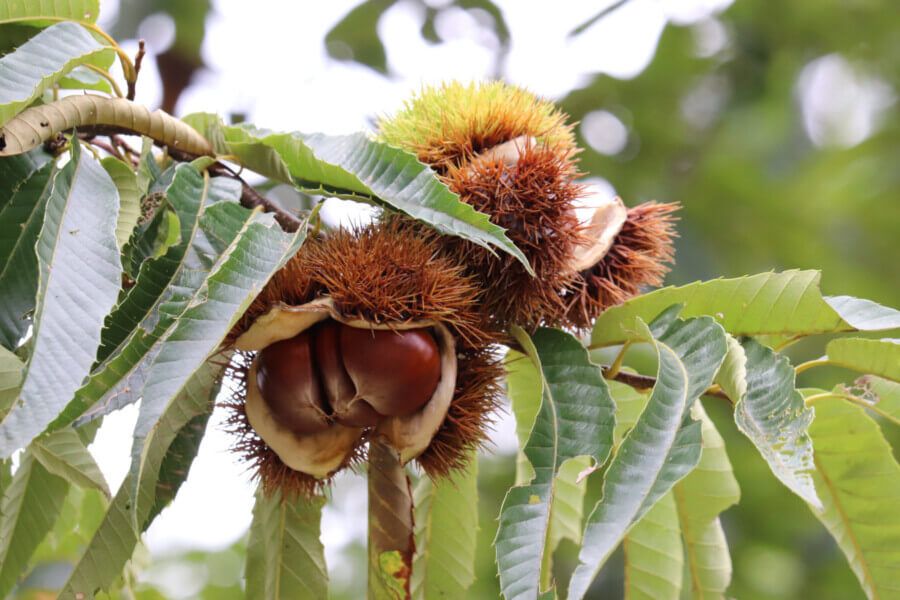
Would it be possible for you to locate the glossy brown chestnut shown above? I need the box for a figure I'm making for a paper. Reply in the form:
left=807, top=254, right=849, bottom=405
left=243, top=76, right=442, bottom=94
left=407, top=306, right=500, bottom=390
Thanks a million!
left=313, top=321, right=381, bottom=427
left=256, top=331, right=331, bottom=435
left=340, top=326, right=441, bottom=417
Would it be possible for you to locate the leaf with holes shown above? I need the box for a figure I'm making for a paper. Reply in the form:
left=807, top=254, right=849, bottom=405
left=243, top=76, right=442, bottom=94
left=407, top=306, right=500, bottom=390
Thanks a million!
left=591, top=271, right=900, bottom=347
left=0, top=142, right=121, bottom=457
left=567, top=315, right=727, bottom=600
left=495, top=326, right=615, bottom=600
left=412, top=459, right=478, bottom=600
left=736, top=338, right=820, bottom=508
left=246, top=487, right=328, bottom=600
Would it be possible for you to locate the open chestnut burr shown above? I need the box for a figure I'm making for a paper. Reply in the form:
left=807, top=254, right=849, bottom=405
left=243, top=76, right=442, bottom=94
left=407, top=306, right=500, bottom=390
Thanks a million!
left=234, top=298, right=459, bottom=479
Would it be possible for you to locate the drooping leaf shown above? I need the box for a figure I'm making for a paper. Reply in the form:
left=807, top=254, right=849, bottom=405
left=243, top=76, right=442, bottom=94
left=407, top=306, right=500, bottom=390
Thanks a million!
left=735, top=338, right=820, bottom=508
left=49, top=164, right=213, bottom=429
left=495, top=327, right=615, bottom=600
left=807, top=394, right=900, bottom=599
left=246, top=487, right=328, bottom=600
left=0, top=22, right=109, bottom=127
left=506, top=347, right=592, bottom=587
left=622, top=492, right=683, bottom=600
left=672, top=401, right=740, bottom=598
left=222, top=125, right=532, bottom=272
left=567, top=316, right=727, bottom=600
left=591, top=271, right=900, bottom=347
left=826, top=337, right=900, bottom=383
left=0, top=1, right=100, bottom=25
left=61, top=360, right=222, bottom=598
left=0, top=451, right=68, bottom=598
left=101, top=156, right=145, bottom=251
left=131, top=208, right=305, bottom=519
left=412, top=458, right=478, bottom=600
left=0, top=155, right=52, bottom=350
left=0, top=346, right=23, bottom=417
left=0, top=142, right=121, bottom=457
left=31, top=428, right=109, bottom=497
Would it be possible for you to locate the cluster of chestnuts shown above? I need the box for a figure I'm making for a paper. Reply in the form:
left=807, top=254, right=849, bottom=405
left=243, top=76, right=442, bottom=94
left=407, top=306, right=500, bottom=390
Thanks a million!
left=225, top=81, right=678, bottom=495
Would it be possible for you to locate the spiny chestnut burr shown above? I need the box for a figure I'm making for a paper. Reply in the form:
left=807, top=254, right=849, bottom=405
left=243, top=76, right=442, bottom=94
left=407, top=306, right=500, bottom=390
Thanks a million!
left=255, top=320, right=442, bottom=432
left=378, top=81, right=679, bottom=331
left=225, top=223, right=502, bottom=496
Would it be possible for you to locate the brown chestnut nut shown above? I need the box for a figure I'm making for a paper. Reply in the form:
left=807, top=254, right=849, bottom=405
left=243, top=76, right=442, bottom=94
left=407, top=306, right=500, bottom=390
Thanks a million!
left=256, top=331, right=331, bottom=435
left=340, top=326, right=441, bottom=417
left=313, top=321, right=381, bottom=427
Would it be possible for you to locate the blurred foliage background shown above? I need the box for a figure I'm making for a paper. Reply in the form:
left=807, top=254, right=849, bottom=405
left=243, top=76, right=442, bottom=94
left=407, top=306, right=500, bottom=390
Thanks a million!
left=16, top=0, right=900, bottom=598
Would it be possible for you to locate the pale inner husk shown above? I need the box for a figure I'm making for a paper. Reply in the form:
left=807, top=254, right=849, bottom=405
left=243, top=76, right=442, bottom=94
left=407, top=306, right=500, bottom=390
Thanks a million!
left=245, top=360, right=362, bottom=478
left=567, top=195, right=628, bottom=273
left=238, top=297, right=457, bottom=473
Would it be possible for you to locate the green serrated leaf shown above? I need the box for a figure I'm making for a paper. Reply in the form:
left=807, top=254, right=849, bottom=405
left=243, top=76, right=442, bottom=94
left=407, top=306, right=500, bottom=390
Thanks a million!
left=505, top=347, right=542, bottom=484
left=807, top=394, right=900, bottom=599
left=48, top=164, right=213, bottom=429
left=222, top=124, right=532, bottom=272
left=827, top=337, right=900, bottom=383
left=131, top=210, right=305, bottom=521
left=61, top=360, right=222, bottom=598
left=412, top=459, right=478, bottom=600
left=591, top=271, right=899, bottom=348
left=0, top=451, right=68, bottom=597
left=0, top=1, right=100, bottom=25
left=101, top=156, right=145, bottom=251
left=0, top=142, right=121, bottom=457
left=736, top=338, right=820, bottom=508
left=246, top=487, right=328, bottom=600
left=623, top=491, right=683, bottom=600
left=0, top=154, right=53, bottom=350
left=32, top=427, right=109, bottom=497
left=495, top=326, right=615, bottom=600
left=672, top=401, right=740, bottom=598
left=567, top=316, right=727, bottom=600
left=0, top=346, right=23, bottom=417
left=0, top=22, right=108, bottom=127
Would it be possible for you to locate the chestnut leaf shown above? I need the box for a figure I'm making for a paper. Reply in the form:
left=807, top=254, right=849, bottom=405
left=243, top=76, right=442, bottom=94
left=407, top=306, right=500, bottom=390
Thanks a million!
left=61, top=360, right=223, bottom=597
left=567, top=315, right=727, bottom=600
left=215, top=123, right=534, bottom=274
left=495, top=326, right=615, bottom=600
left=591, top=270, right=900, bottom=348
left=0, top=142, right=121, bottom=458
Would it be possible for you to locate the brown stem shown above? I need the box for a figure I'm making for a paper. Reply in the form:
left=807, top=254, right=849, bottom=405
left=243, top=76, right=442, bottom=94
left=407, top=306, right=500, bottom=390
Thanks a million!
left=127, top=40, right=146, bottom=101
left=368, top=438, right=414, bottom=600
left=602, top=366, right=732, bottom=402
left=205, top=163, right=305, bottom=232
